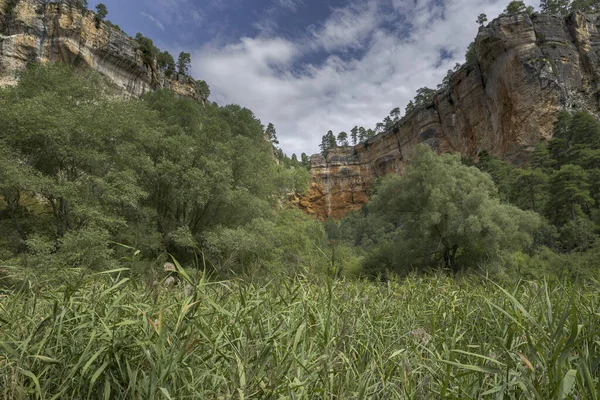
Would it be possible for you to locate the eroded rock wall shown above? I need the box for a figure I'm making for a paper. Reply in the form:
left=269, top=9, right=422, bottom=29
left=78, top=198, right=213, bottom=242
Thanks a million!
left=301, top=12, right=600, bottom=220
left=0, top=0, right=205, bottom=101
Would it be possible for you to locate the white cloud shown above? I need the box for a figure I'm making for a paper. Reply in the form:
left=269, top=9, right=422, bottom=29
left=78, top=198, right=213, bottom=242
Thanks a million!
left=141, top=12, right=165, bottom=31
left=192, top=0, right=538, bottom=157
left=274, top=0, right=304, bottom=12
left=147, top=0, right=205, bottom=26
left=310, top=1, right=380, bottom=52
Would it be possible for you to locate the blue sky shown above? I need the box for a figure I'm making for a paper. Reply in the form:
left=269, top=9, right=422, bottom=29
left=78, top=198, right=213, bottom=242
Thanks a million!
left=88, top=0, right=536, bottom=157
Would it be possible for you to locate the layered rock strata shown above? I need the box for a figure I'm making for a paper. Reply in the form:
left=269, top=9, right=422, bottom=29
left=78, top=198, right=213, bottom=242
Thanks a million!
left=0, top=0, right=205, bottom=102
left=301, top=11, right=600, bottom=220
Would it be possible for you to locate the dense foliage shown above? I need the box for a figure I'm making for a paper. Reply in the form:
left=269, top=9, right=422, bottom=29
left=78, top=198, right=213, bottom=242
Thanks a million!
left=0, top=64, right=318, bottom=275
left=1, top=267, right=598, bottom=398
left=327, top=112, right=600, bottom=281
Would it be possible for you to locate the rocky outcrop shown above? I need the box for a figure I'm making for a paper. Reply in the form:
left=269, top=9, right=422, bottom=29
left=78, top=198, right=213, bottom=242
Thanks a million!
left=0, top=0, right=205, bottom=102
left=301, top=11, right=600, bottom=220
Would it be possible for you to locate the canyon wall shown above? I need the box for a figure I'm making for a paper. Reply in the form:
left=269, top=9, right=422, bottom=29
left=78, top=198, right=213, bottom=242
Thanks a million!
left=0, top=0, right=205, bottom=101
left=300, top=11, right=600, bottom=220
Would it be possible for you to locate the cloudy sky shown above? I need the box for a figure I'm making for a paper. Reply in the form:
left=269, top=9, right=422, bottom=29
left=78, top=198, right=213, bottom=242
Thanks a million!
left=88, top=0, right=536, bottom=157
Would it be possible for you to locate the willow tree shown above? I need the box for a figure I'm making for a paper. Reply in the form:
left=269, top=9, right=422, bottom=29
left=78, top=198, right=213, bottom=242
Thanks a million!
left=369, top=145, right=541, bottom=272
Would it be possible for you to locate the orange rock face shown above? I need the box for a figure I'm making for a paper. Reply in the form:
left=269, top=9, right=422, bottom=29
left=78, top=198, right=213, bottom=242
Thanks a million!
left=0, top=0, right=205, bottom=102
left=300, top=12, right=600, bottom=219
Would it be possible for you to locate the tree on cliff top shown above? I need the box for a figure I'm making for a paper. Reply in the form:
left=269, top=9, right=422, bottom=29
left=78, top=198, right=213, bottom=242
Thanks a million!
left=94, top=3, right=107, bottom=26
left=265, top=123, right=279, bottom=145
left=337, top=131, right=349, bottom=146
left=369, top=145, right=541, bottom=272
left=350, top=126, right=359, bottom=145
left=476, top=13, right=488, bottom=26
left=503, top=1, right=534, bottom=15
left=178, top=52, right=192, bottom=75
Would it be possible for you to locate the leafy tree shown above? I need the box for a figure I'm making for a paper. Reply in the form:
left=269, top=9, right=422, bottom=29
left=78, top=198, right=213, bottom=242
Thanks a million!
left=135, top=33, right=157, bottom=66
left=326, top=130, right=337, bottom=149
left=547, top=164, right=594, bottom=224
left=358, top=127, right=367, bottom=143
left=319, top=136, right=329, bottom=153
left=337, top=131, right=349, bottom=146
left=265, top=123, right=279, bottom=145
left=511, top=168, right=549, bottom=213
left=375, top=122, right=385, bottom=133
left=369, top=145, right=541, bottom=272
left=177, top=52, right=192, bottom=75
left=531, top=143, right=555, bottom=171
left=157, top=51, right=176, bottom=77
left=350, top=126, right=359, bottom=145
left=94, top=3, right=107, bottom=26
left=291, top=153, right=299, bottom=166
left=465, top=41, right=477, bottom=64
left=383, top=116, right=394, bottom=130
left=301, top=153, right=310, bottom=169
left=196, top=80, right=211, bottom=99
left=405, top=100, right=415, bottom=114
left=570, top=0, right=600, bottom=12
left=503, top=0, right=534, bottom=14
left=476, top=13, right=488, bottom=26
left=437, top=63, right=462, bottom=91
left=0, top=64, right=310, bottom=269
left=539, top=0, right=571, bottom=14
left=390, top=107, right=401, bottom=122
left=413, top=87, right=436, bottom=108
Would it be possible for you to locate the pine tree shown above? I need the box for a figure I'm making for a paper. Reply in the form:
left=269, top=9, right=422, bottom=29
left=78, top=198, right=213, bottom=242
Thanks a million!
left=337, top=131, right=349, bottom=146
left=350, top=126, right=359, bottom=145
left=265, top=123, right=279, bottom=145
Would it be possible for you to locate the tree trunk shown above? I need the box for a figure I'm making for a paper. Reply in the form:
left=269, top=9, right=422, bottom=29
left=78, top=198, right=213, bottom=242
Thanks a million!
left=8, top=198, right=27, bottom=241
left=445, top=245, right=459, bottom=273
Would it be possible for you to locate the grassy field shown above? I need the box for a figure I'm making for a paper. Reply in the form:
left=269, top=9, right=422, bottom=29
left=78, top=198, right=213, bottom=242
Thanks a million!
left=0, top=266, right=599, bottom=399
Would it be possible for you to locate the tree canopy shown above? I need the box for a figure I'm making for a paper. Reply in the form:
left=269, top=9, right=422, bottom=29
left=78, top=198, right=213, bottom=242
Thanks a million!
left=368, top=145, right=541, bottom=273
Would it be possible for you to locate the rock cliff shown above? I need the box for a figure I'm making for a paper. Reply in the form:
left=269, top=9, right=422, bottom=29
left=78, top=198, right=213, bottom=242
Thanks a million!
left=0, top=0, right=205, bottom=102
left=300, top=11, right=600, bottom=220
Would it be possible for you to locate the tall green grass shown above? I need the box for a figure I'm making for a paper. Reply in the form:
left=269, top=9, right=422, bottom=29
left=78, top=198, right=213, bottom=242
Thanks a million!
left=0, top=266, right=598, bottom=399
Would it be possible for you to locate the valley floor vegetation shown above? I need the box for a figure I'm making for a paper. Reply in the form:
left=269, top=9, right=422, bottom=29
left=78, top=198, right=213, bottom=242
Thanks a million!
left=1, top=64, right=599, bottom=397
left=1, top=267, right=599, bottom=398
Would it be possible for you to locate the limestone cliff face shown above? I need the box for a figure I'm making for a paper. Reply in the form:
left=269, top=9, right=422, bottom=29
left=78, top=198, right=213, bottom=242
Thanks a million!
left=0, top=0, right=205, bottom=102
left=301, top=12, right=600, bottom=220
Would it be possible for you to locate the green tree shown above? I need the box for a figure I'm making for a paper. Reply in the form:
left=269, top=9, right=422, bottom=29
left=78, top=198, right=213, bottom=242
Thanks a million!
left=0, top=64, right=305, bottom=268
left=157, top=51, right=176, bottom=77
left=337, top=131, right=349, bottom=146
left=265, top=123, right=279, bottom=145
left=350, top=126, right=359, bottom=145
left=405, top=100, right=415, bottom=114
left=510, top=168, right=549, bottom=213
left=326, top=130, right=337, bottom=149
left=503, top=0, right=534, bottom=14
left=390, top=107, right=401, bottom=122
left=383, top=116, right=394, bottom=130
left=570, top=0, right=600, bottom=12
left=358, top=127, right=367, bottom=143
left=547, top=164, right=594, bottom=224
left=196, top=80, right=211, bottom=99
left=177, top=52, right=192, bottom=75
left=413, top=87, right=436, bottom=108
left=135, top=33, right=158, bottom=66
left=476, top=13, right=488, bottom=26
left=94, top=3, right=107, bottom=26
left=369, top=145, right=541, bottom=272
left=539, top=0, right=571, bottom=14
left=465, top=41, right=477, bottom=64
left=301, top=153, right=310, bottom=169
